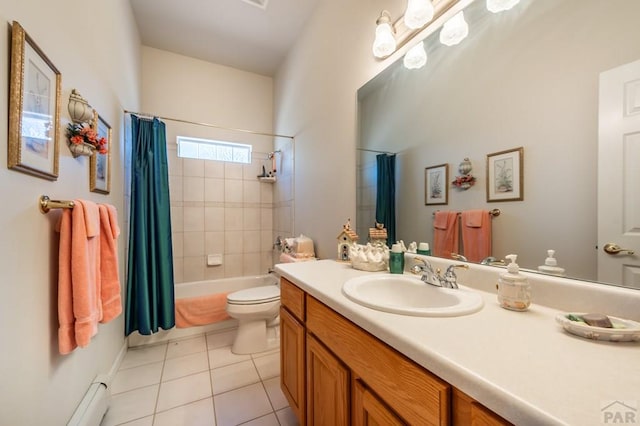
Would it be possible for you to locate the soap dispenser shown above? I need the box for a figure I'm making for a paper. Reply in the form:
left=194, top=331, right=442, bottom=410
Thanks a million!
left=497, top=254, right=531, bottom=311
left=537, top=250, right=565, bottom=276
left=389, top=243, right=405, bottom=274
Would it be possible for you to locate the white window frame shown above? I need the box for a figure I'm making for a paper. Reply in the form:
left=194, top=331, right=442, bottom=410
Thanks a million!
left=176, top=136, right=252, bottom=164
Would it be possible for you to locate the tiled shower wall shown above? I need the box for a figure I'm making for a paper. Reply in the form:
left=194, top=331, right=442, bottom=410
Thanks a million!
left=356, top=150, right=377, bottom=242
left=273, top=138, right=295, bottom=263
left=167, top=147, right=277, bottom=283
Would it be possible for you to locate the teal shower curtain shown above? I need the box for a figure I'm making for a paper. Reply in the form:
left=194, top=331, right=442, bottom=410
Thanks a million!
left=376, top=154, right=396, bottom=247
left=125, top=116, right=175, bottom=336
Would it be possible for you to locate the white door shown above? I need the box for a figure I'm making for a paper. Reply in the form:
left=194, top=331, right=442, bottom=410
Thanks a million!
left=598, top=59, right=640, bottom=288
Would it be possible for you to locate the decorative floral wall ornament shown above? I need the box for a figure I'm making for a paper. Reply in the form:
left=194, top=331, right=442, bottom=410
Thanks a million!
left=452, top=157, right=476, bottom=190
left=66, top=122, right=107, bottom=158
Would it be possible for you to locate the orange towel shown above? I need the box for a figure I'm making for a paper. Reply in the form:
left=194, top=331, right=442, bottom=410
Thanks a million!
left=175, top=293, right=231, bottom=328
left=98, top=204, right=122, bottom=323
left=433, top=211, right=459, bottom=259
left=57, top=209, right=76, bottom=354
left=461, top=210, right=492, bottom=263
left=57, top=200, right=102, bottom=354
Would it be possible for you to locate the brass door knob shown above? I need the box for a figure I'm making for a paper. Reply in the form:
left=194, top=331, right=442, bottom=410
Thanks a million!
left=603, top=243, right=635, bottom=255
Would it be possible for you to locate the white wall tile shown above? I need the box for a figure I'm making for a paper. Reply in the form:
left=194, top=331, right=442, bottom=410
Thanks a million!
left=171, top=206, right=184, bottom=232
left=169, top=176, right=183, bottom=202
left=183, top=231, right=205, bottom=257
left=205, top=232, right=225, bottom=254
left=223, top=254, right=243, bottom=277
left=205, top=160, right=225, bottom=178
left=225, top=180, right=243, bottom=203
left=183, top=256, right=205, bottom=282
left=244, top=180, right=261, bottom=203
left=225, top=231, right=244, bottom=254
left=205, top=178, right=225, bottom=203
left=243, top=208, right=261, bottom=231
left=225, top=162, right=243, bottom=180
left=243, top=253, right=262, bottom=276
left=183, top=158, right=205, bottom=177
left=243, top=231, right=261, bottom=254
left=204, top=207, right=225, bottom=231
left=224, top=207, right=243, bottom=231
left=183, top=176, right=205, bottom=202
left=184, top=207, right=205, bottom=232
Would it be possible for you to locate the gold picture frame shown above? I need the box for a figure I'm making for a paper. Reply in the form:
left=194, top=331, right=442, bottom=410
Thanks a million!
left=7, top=21, right=61, bottom=180
left=90, top=112, right=112, bottom=194
left=486, top=147, right=524, bottom=202
left=425, top=163, right=449, bottom=205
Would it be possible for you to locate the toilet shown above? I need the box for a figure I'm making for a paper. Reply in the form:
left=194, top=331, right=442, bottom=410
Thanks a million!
left=226, top=285, right=281, bottom=354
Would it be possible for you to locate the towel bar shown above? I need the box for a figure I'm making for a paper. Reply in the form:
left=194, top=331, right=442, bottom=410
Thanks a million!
left=39, top=195, right=75, bottom=214
left=432, top=209, right=500, bottom=217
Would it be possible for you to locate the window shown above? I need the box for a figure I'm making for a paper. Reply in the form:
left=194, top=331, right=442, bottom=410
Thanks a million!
left=177, top=136, right=252, bottom=164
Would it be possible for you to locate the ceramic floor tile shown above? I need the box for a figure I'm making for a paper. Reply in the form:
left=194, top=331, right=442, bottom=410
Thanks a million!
left=262, top=376, right=288, bottom=411
left=166, top=335, right=207, bottom=359
left=162, top=351, right=209, bottom=382
left=206, top=329, right=236, bottom=349
left=156, top=371, right=212, bottom=413
left=111, top=361, right=163, bottom=395
left=240, top=412, right=280, bottom=426
left=251, top=347, right=280, bottom=359
left=253, top=352, right=280, bottom=380
left=275, top=407, right=299, bottom=426
left=153, top=397, right=216, bottom=426
left=213, top=382, right=272, bottom=425
left=208, top=346, right=252, bottom=369
left=119, top=344, right=167, bottom=370
left=211, top=359, right=260, bottom=395
left=100, top=385, right=158, bottom=426
left=114, top=416, right=153, bottom=426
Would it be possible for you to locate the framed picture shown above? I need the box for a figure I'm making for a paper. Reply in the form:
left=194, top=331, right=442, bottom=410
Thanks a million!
left=486, top=147, right=524, bottom=202
left=7, top=21, right=61, bottom=180
left=90, top=113, right=112, bottom=194
left=425, top=164, right=449, bottom=205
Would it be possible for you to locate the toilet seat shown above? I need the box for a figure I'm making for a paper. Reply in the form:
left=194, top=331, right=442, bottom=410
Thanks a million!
left=227, top=286, right=280, bottom=305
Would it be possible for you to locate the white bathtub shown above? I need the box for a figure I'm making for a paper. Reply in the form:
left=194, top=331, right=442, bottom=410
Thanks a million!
left=127, top=274, right=279, bottom=348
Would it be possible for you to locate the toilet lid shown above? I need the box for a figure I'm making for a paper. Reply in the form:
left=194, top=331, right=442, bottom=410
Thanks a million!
left=227, top=286, right=280, bottom=305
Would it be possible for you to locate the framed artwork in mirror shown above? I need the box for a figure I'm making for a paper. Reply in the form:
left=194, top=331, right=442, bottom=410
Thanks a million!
left=90, top=112, right=111, bottom=194
left=425, top=164, right=449, bottom=205
left=486, top=147, right=524, bottom=202
left=7, top=21, right=61, bottom=180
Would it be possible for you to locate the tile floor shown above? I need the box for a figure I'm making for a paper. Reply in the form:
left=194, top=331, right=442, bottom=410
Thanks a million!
left=101, top=329, right=298, bottom=426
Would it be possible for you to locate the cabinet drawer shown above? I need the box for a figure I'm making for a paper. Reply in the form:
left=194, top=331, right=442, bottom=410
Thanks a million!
left=281, top=278, right=305, bottom=322
left=307, top=296, right=450, bottom=426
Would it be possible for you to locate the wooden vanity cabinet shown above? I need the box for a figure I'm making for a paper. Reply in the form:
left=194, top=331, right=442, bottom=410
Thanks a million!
left=280, top=279, right=306, bottom=424
left=280, top=278, right=511, bottom=426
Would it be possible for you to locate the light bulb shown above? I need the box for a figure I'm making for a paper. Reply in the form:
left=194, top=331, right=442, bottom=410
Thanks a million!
left=439, top=11, right=469, bottom=46
left=404, top=0, right=434, bottom=30
left=486, top=0, right=520, bottom=13
left=372, top=11, right=397, bottom=58
left=403, top=41, right=427, bottom=69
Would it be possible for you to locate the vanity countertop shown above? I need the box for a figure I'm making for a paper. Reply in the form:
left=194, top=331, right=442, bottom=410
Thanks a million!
left=275, top=259, right=640, bottom=426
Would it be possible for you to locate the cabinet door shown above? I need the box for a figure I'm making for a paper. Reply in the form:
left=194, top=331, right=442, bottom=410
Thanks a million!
left=353, top=378, right=406, bottom=426
left=307, top=334, right=350, bottom=426
left=280, top=307, right=305, bottom=425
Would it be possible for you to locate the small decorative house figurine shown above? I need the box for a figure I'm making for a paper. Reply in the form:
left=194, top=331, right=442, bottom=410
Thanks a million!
left=369, top=222, right=388, bottom=247
left=337, top=218, right=359, bottom=261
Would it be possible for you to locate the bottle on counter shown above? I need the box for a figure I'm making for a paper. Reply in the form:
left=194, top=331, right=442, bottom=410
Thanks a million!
left=496, top=254, right=531, bottom=311
left=389, top=243, right=405, bottom=274
left=417, top=242, right=431, bottom=256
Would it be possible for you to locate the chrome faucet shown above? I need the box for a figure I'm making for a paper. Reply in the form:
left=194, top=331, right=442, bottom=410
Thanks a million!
left=481, top=256, right=505, bottom=266
left=411, top=257, right=468, bottom=289
left=451, top=253, right=468, bottom=262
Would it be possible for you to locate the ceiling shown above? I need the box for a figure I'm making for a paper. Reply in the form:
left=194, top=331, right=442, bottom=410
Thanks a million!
left=129, top=0, right=320, bottom=77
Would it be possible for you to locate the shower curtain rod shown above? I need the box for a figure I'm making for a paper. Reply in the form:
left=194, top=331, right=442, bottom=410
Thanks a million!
left=123, top=110, right=294, bottom=140
left=357, top=148, right=396, bottom=155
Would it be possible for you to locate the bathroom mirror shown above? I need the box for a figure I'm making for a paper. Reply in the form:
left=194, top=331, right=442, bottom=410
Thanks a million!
left=356, top=0, right=640, bottom=288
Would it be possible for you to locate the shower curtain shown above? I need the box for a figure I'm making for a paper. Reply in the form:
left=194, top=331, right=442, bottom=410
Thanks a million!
left=376, top=154, right=396, bottom=247
left=125, top=115, right=175, bottom=335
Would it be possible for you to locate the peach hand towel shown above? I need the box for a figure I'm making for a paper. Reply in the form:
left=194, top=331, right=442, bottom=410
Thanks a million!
left=433, top=211, right=459, bottom=258
left=99, top=204, right=122, bottom=323
left=57, top=209, right=76, bottom=354
left=175, top=293, right=231, bottom=328
left=72, top=200, right=102, bottom=348
left=461, top=210, right=492, bottom=263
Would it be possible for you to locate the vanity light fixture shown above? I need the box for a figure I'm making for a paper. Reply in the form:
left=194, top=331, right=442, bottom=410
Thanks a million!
left=439, top=10, right=469, bottom=46
left=404, top=0, right=435, bottom=30
left=372, top=10, right=397, bottom=58
left=486, top=0, right=520, bottom=13
left=403, top=41, right=427, bottom=69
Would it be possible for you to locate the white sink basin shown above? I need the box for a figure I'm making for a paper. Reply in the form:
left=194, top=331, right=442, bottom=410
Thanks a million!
left=342, top=274, right=484, bottom=317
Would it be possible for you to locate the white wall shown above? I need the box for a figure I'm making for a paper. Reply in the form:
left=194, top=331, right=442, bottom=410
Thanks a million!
left=0, top=1, right=140, bottom=424
left=141, top=48, right=279, bottom=281
left=273, top=0, right=395, bottom=259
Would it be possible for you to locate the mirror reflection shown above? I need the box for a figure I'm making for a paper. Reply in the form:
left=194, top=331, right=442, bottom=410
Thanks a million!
left=356, top=0, right=640, bottom=288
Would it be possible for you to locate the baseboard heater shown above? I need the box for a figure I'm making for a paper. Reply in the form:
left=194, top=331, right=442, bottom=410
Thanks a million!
left=67, top=375, right=111, bottom=426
